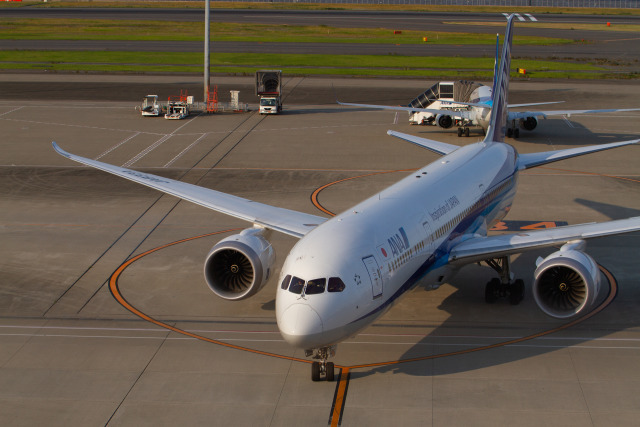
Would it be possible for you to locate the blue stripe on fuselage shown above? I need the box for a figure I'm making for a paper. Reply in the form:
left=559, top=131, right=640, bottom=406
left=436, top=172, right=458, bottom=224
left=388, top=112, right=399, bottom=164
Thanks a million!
left=349, top=172, right=517, bottom=325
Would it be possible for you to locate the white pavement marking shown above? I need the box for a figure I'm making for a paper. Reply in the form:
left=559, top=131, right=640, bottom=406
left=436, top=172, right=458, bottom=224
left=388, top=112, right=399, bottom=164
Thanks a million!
left=95, top=132, right=140, bottom=160
left=122, top=115, right=200, bottom=167
left=121, top=134, right=171, bottom=167
left=562, top=116, right=576, bottom=128
left=0, top=106, right=24, bottom=117
left=163, top=132, right=209, bottom=168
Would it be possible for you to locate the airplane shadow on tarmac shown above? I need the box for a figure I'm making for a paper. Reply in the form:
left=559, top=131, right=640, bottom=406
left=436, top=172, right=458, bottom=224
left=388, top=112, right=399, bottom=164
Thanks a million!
left=408, top=118, right=635, bottom=146
left=351, top=200, right=640, bottom=379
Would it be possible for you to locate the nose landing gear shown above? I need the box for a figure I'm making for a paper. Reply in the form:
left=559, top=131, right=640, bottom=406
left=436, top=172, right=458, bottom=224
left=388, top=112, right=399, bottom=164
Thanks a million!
left=307, top=346, right=336, bottom=382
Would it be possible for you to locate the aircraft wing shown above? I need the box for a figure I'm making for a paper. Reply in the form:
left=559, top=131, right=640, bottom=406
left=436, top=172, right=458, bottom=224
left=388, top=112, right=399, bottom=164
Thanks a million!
left=509, top=107, right=640, bottom=120
left=386, top=130, right=460, bottom=155
left=337, top=101, right=473, bottom=121
left=507, top=101, right=564, bottom=108
left=52, top=142, right=327, bottom=238
left=449, top=217, right=640, bottom=265
left=518, top=138, right=639, bottom=170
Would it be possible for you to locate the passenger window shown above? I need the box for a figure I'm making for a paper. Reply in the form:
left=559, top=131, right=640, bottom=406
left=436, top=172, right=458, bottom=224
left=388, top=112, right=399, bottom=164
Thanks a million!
left=305, top=278, right=326, bottom=295
left=328, top=277, right=346, bottom=293
left=280, top=275, right=291, bottom=290
left=289, top=276, right=305, bottom=294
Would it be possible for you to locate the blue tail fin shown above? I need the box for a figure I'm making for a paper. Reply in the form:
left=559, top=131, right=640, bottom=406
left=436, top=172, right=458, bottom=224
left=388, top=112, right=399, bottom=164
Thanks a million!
left=484, top=14, right=515, bottom=143
left=490, top=33, right=499, bottom=97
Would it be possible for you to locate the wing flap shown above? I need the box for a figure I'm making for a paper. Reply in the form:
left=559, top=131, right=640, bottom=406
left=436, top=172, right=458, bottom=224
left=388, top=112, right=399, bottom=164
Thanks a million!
left=449, top=217, right=640, bottom=264
left=52, top=142, right=327, bottom=238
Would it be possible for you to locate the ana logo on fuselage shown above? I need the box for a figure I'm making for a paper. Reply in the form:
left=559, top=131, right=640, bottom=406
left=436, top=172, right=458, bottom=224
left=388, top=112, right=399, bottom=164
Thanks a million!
left=388, top=227, right=410, bottom=257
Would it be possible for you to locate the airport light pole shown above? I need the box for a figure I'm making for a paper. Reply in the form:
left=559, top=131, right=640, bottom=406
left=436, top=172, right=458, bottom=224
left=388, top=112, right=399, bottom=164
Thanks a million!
left=204, top=0, right=210, bottom=103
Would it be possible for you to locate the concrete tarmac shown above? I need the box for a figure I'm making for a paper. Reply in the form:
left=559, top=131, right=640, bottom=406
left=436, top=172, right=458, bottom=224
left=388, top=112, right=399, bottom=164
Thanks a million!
left=1, top=75, right=640, bottom=426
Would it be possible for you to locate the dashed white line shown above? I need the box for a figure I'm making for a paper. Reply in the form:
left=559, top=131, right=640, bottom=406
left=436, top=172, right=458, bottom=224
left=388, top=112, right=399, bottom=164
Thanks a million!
left=95, top=132, right=140, bottom=160
left=163, top=132, right=209, bottom=168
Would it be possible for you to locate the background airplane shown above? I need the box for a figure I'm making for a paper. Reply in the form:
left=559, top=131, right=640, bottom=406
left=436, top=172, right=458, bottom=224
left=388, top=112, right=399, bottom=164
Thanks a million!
left=339, top=32, right=640, bottom=138
left=54, top=15, right=639, bottom=382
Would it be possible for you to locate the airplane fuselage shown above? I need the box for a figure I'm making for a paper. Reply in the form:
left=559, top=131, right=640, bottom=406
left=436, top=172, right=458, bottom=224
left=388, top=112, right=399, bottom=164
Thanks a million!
left=468, top=85, right=493, bottom=131
left=276, top=141, right=519, bottom=350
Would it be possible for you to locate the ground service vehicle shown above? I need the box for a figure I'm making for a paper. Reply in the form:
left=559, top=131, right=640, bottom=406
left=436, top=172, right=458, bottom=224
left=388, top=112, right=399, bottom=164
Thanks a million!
left=256, top=70, right=282, bottom=114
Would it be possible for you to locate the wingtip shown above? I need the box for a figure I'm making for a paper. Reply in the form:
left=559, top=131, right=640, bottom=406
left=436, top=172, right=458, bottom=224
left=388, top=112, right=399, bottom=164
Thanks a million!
left=51, top=141, right=71, bottom=158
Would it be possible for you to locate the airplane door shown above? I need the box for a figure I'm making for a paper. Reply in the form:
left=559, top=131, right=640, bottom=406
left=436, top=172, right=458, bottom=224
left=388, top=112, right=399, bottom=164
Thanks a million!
left=362, top=255, right=383, bottom=298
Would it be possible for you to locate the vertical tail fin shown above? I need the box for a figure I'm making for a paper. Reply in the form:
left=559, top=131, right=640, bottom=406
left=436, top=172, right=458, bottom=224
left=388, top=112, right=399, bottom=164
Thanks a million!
left=490, top=33, right=499, bottom=97
left=484, top=14, right=515, bottom=143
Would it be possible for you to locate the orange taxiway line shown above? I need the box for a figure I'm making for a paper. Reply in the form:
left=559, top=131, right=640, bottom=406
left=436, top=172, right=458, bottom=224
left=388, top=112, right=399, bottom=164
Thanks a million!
left=311, top=169, right=415, bottom=216
left=344, top=265, right=617, bottom=370
left=108, top=228, right=313, bottom=365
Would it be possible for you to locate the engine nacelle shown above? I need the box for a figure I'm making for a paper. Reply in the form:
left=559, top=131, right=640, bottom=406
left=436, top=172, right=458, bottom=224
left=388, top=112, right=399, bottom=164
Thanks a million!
left=532, top=242, right=601, bottom=319
left=204, top=228, right=275, bottom=301
left=519, top=116, right=538, bottom=131
left=436, top=114, right=453, bottom=129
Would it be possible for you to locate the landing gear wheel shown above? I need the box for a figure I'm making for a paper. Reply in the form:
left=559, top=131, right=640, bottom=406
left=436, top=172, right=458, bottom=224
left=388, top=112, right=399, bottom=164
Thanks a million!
left=510, top=279, right=525, bottom=305
left=311, top=361, right=321, bottom=382
left=485, top=278, right=500, bottom=304
left=457, top=127, right=463, bottom=137
left=326, top=362, right=335, bottom=382
left=506, top=128, right=513, bottom=138
left=464, top=127, right=470, bottom=137
left=513, top=128, right=520, bottom=139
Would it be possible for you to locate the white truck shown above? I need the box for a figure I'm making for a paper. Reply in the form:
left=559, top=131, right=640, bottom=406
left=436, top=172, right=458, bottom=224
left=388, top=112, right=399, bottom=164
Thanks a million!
left=256, top=70, right=282, bottom=114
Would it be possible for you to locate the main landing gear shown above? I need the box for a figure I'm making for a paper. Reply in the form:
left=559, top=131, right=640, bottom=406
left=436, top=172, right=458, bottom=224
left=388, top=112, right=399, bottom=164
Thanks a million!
left=506, top=120, right=520, bottom=139
left=483, top=256, right=524, bottom=305
left=306, top=346, right=336, bottom=382
left=457, top=126, right=471, bottom=137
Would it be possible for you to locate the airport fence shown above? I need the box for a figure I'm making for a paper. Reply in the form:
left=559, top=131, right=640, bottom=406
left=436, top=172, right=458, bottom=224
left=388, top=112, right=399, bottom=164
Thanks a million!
left=212, top=0, right=639, bottom=8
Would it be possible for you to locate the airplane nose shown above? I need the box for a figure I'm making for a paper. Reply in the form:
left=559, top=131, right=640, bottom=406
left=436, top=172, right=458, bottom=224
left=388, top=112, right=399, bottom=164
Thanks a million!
left=278, top=303, right=323, bottom=348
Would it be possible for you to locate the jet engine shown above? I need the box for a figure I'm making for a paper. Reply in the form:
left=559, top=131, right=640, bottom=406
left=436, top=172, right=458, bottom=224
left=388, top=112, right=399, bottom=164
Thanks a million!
left=436, top=114, right=453, bottom=129
left=532, top=241, right=601, bottom=319
left=204, top=228, right=275, bottom=301
left=519, top=116, right=538, bottom=131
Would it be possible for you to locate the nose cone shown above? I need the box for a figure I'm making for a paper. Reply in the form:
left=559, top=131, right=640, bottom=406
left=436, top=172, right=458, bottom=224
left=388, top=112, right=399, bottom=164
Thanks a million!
left=278, top=303, right=324, bottom=348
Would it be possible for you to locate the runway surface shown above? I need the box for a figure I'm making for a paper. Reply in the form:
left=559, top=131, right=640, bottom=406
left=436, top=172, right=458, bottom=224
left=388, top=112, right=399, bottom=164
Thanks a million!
left=1, top=73, right=639, bottom=426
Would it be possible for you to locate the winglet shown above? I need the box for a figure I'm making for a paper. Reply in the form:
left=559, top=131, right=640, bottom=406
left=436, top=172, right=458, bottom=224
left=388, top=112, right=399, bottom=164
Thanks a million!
left=52, top=141, right=71, bottom=159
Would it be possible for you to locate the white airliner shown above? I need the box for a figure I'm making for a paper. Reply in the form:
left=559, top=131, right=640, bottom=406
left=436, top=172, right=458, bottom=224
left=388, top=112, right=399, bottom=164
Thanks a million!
left=338, top=34, right=640, bottom=138
left=53, top=15, right=639, bottom=382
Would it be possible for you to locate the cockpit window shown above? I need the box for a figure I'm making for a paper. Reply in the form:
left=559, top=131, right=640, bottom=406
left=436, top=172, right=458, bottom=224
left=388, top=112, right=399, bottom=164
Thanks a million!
left=289, top=276, right=305, bottom=294
left=305, top=278, right=326, bottom=295
left=280, top=275, right=291, bottom=290
left=328, top=277, right=345, bottom=292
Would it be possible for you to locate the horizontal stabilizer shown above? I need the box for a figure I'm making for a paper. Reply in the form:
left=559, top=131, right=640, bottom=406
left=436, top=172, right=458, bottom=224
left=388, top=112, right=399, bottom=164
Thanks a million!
left=386, top=130, right=459, bottom=155
left=518, top=139, right=639, bottom=170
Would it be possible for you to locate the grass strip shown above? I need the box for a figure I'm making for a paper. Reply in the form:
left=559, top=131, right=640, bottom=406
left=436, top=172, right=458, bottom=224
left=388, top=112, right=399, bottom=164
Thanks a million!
left=0, top=18, right=572, bottom=45
left=3, top=50, right=633, bottom=80
left=4, top=1, right=640, bottom=16
left=0, top=50, right=607, bottom=71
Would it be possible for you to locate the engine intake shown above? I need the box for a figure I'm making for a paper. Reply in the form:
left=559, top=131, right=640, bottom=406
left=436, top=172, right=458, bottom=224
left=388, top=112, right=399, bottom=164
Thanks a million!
left=436, top=114, right=453, bottom=129
left=204, top=228, right=275, bottom=301
left=532, top=242, right=600, bottom=319
left=519, top=116, right=538, bottom=131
